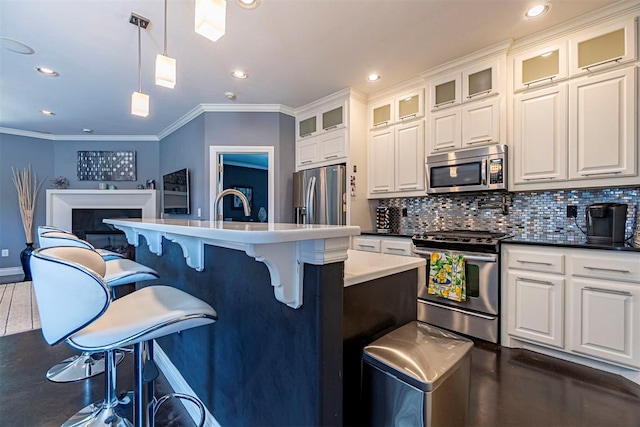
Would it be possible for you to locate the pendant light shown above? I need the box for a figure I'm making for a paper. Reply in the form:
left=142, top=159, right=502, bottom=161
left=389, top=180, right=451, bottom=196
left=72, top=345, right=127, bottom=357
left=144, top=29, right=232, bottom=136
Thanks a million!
left=130, top=13, right=150, bottom=117
left=195, top=0, right=227, bottom=42
left=156, top=0, right=176, bottom=88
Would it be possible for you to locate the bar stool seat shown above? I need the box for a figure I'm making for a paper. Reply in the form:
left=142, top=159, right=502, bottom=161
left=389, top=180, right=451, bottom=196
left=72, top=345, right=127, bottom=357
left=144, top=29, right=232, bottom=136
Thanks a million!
left=37, top=226, right=159, bottom=383
left=31, top=246, right=217, bottom=427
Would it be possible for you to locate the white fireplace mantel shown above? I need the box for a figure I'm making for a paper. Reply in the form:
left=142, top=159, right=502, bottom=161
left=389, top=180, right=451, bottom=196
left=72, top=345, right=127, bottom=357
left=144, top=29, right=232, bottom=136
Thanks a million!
left=46, top=189, right=158, bottom=232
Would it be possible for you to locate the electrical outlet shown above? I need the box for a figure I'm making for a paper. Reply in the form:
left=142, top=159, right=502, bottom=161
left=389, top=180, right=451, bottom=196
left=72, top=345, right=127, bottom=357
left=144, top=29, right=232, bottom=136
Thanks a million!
left=197, top=208, right=202, bottom=218
left=1, top=249, right=8, bottom=257
left=567, top=205, right=578, bottom=218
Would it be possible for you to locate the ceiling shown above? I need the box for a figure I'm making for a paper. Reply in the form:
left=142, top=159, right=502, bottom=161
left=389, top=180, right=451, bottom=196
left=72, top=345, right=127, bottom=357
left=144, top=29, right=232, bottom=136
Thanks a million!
left=0, top=0, right=622, bottom=139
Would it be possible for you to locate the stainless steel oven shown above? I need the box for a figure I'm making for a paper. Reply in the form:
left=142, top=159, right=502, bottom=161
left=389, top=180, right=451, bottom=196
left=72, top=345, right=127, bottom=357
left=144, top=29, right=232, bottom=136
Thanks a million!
left=412, top=230, right=506, bottom=343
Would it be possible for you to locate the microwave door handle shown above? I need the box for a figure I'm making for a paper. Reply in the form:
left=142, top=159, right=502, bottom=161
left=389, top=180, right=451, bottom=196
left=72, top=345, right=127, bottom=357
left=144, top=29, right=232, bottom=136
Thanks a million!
left=481, top=158, right=487, bottom=186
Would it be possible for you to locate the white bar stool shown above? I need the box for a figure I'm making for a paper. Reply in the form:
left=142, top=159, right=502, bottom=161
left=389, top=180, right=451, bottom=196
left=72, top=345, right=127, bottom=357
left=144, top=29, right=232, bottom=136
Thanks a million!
left=30, top=246, right=216, bottom=427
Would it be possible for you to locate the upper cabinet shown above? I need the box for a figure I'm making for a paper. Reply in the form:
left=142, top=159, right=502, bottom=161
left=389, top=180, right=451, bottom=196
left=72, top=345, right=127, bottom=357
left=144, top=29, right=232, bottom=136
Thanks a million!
left=569, top=18, right=637, bottom=77
left=514, top=43, right=568, bottom=91
left=368, top=88, right=424, bottom=129
left=321, top=104, right=345, bottom=131
left=297, top=114, right=318, bottom=139
left=295, top=99, right=348, bottom=170
left=426, top=54, right=506, bottom=154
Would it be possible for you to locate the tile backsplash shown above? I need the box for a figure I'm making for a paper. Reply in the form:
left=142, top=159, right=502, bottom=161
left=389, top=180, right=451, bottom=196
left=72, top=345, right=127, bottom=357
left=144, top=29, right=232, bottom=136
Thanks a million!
left=379, top=186, right=640, bottom=241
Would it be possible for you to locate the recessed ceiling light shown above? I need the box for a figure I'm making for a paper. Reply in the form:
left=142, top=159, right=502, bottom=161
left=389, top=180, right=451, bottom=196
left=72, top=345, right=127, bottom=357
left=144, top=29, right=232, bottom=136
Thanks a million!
left=0, top=37, right=35, bottom=54
left=367, top=74, right=381, bottom=82
left=82, top=128, right=94, bottom=133
left=35, top=67, right=60, bottom=77
left=235, top=0, right=260, bottom=9
left=231, top=70, right=248, bottom=79
left=525, top=4, right=550, bottom=19
left=40, top=110, right=55, bottom=116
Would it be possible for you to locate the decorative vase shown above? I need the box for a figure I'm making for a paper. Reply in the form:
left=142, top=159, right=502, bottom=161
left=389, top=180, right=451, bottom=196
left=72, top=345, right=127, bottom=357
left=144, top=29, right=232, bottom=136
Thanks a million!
left=20, top=243, right=35, bottom=282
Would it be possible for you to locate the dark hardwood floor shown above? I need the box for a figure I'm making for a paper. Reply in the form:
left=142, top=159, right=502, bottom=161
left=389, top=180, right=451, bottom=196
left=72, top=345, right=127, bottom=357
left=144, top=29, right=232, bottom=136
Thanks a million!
left=1, top=328, right=639, bottom=426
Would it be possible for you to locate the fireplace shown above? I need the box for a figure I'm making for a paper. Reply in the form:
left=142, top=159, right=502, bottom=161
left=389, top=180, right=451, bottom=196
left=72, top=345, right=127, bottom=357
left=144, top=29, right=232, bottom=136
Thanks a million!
left=72, top=208, right=141, bottom=257
left=46, top=189, right=158, bottom=257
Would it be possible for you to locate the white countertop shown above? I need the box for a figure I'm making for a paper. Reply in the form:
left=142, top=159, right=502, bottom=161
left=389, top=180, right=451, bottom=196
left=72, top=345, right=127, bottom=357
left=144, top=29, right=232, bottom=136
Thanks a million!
left=104, top=218, right=361, bottom=244
left=344, top=249, right=426, bottom=287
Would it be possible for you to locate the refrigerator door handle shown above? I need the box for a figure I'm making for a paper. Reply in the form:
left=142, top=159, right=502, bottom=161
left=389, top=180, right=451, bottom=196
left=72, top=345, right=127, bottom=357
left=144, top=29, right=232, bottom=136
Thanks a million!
left=305, top=176, right=316, bottom=224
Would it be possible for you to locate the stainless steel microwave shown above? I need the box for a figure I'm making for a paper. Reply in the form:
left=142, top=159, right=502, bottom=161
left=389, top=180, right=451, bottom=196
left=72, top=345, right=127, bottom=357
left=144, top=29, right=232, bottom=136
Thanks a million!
left=426, top=145, right=507, bottom=194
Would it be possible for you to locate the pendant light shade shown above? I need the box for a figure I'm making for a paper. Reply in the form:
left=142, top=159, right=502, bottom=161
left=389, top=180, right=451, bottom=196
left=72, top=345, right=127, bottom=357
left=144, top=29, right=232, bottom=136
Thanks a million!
left=195, top=0, right=227, bottom=42
left=130, top=13, right=150, bottom=117
left=156, top=0, right=176, bottom=88
left=131, top=91, right=149, bottom=117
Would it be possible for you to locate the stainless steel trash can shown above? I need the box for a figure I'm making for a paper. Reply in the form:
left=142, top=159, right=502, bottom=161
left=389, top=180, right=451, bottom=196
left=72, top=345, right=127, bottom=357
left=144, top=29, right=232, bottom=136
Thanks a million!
left=362, top=321, right=474, bottom=427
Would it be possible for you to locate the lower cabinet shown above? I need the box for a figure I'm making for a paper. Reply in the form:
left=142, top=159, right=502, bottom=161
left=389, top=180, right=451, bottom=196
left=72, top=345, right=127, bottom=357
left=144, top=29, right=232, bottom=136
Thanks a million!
left=352, top=236, right=413, bottom=256
left=502, top=244, right=640, bottom=369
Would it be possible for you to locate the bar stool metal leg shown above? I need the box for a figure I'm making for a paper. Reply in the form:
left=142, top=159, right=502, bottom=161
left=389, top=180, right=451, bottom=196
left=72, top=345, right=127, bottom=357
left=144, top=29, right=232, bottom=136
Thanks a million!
left=47, top=350, right=126, bottom=383
left=135, top=340, right=155, bottom=427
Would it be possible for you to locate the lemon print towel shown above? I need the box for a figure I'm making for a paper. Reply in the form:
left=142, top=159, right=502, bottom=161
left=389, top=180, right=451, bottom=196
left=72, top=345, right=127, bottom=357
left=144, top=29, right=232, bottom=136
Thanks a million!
left=428, top=251, right=466, bottom=302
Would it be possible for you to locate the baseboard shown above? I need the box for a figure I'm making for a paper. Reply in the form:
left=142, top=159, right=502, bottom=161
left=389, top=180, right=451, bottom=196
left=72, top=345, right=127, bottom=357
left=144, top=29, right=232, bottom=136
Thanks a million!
left=0, top=267, right=23, bottom=277
left=153, top=341, right=220, bottom=427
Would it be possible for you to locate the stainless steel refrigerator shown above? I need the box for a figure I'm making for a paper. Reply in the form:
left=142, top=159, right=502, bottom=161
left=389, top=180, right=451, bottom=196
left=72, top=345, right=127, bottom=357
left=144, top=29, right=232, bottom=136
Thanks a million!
left=293, top=164, right=346, bottom=225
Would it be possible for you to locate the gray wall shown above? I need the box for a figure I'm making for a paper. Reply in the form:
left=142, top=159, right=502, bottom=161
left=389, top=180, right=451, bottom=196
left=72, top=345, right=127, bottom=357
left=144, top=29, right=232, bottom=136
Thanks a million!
left=0, top=134, right=55, bottom=269
left=53, top=139, right=160, bottom=190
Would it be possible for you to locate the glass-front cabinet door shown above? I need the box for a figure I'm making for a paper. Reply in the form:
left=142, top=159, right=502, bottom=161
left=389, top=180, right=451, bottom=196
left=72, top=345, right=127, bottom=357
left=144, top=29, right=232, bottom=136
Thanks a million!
left=297, top=115, right=317, bottom=139
left=569, top=18, right=637, bottom=76
left=396, top=89, right=424, bottom=122
left=514, top=44, right=568, bottom=91
left=463, top=59, right=498, bottom=100
left=322, top=105, right=344, bottom=131
left=429, top=74, right=461, bottom=110
left=369, top=98, right=395, bottom=129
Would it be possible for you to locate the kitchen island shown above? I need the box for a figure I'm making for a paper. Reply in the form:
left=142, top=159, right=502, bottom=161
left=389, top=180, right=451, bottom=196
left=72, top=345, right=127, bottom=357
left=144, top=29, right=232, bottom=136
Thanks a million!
left=104, top=218, right=360, bottom=426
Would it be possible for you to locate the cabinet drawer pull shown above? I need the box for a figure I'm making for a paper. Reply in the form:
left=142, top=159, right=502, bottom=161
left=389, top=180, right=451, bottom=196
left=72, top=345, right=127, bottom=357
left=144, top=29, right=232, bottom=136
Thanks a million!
left=371, top=188, right=389, bottom=193
left=386, top=247, right=406, bottom=252
left=467, top=139, right=492, bottom=145
left=400, top=114, right=417, bottom=120
left=434, top=144, right=456, bottom=150
left=467, top=89, right=492, bottom=99
left=324, top=125, right=338, bottom=131
left=301, top=160, right=313, bottom=165
left=433, top=100, right=455, bottom=108
left=525, top=76, right=555, bottom=87
left=358, top=244, right=376, bottom=249
left=582, top=171, right=622, bottom=177
left=522, top=176, right=556, bottom=181
left=583, top=266, right=630, bottom=274
left=517, top=277, right=554, bottom=286
left=399, top=185, right=418, bottom=190
left=374, top=121, right=389, bottom=127
left=517, top=260, right=553, bottom=266
left=583, top=287, right=632, bottom=297
left=324, top=154, right=339, bottom=160
left=583, top=57, right=622, bottom=72
left=300, top=133, right=313, bottom=138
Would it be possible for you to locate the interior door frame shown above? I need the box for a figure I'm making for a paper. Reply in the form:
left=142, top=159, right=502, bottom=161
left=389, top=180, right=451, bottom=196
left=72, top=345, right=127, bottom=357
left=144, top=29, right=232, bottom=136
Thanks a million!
left=209, top=146, right=275, bottom=222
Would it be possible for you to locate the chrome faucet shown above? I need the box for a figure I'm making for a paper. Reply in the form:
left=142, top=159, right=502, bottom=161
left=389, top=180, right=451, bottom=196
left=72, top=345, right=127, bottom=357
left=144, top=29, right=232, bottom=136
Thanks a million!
left=214, top=188, right=251, bottom=221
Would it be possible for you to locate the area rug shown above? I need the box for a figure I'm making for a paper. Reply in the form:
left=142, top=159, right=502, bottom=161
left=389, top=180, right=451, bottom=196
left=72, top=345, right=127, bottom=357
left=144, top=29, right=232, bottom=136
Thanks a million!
left=0, top=281, right=41, bottom=337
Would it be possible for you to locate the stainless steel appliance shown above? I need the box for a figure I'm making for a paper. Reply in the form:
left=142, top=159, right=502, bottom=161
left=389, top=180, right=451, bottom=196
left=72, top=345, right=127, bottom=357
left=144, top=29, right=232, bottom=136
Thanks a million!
left=293, top=164, right=346, bottom=225
left=412, top=230, right=508, bottom=343
left=586, top=203, right=628, bottom=244
left=426, top=144, right=507, bottom=194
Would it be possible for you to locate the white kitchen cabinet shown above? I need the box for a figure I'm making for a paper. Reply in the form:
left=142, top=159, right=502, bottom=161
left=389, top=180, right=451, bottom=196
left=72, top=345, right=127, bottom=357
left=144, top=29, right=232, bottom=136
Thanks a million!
left=503, top=244, right=640, bottom=371
left=368, top=127, right=395, bottom=194
left=513, top=85, right=568, bottom=184
left=461, top=96, right=500, bottom=147
left=318, top=130, right=347, bottom=163
left=429, top=73, right=461, bottom=110
left=569, top=17, right=637, bottom=77
left=352, top=235, right=413, bottom=257
left=463, top=59, right=499, bottom=101
left=369, top=89, right=424, bottom=129
left=321, top=104, right=345, bottom=132
left=368, top=120, right=425, bottom=197
left=430, top=108, right=461, bottom=152
left=568, top=66, right=636, bottom=180
left=513, top=43, right=568, bottom=91
left=569, top=277, right=640, bottom=368
left=296, top=100, right=346, bottom=141
left=296, top=129, right=347, bottom=170
left=507, top=271, right=565, bottom=348
left=296, top=137, right=319, bottom=167
left=297, top=114, right=318, bottom=139
left=394, top=120, right=425, bottom=192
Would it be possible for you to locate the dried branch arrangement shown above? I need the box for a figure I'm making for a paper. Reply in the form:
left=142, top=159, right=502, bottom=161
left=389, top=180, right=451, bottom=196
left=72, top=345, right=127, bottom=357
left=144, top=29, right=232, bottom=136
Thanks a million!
left=11, top=165, right=45, bottom=244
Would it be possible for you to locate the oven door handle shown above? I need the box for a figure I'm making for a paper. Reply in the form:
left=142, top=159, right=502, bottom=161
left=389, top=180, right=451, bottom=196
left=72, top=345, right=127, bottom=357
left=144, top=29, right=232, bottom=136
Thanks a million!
left=419, top=300, right=497, bottom=320
left=413, top=248, right=497, bottom=263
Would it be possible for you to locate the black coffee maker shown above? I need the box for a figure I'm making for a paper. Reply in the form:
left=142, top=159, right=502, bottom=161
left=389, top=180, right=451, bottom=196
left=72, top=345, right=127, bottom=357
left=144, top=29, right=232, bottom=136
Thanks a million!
left=585, top=203, right=627, bottom=244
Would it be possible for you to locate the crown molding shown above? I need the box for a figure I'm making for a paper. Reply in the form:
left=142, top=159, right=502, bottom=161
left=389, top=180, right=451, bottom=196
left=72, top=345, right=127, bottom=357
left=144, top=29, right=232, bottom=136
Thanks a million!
left=0, top=127, right=55, bottom=140
left=367, top=77, right=426, bottom=103
left=0, top=126, right=160, bottom=142
left=156, top=104, right=205, bottom=140
left=295, top=88, right=353, bottom=115
left=420, top=39, right=513, bottom=79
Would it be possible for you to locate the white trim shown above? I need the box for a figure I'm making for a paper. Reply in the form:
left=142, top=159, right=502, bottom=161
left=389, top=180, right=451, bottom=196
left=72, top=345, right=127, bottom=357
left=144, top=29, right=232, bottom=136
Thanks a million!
left=367, top=77, right=426, bottom=103
left=295, top=88, right=353, bottom=115
left=209, top=146, right=275, bottom=223
left=157, top=105, right=206, bottom=140
left=0, top=127, right=55, bottom=140
left=153, top=342, right=220, bottom=427
left=201, top=103, right=295, bottom=116
left=420, top=39, right=513, bottom=79
left=0, top=267, right=24, bottom=277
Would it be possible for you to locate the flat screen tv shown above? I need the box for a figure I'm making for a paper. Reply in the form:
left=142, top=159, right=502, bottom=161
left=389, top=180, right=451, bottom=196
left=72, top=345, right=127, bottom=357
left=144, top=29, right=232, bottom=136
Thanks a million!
left=162, top=168, right=190, bottom=215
